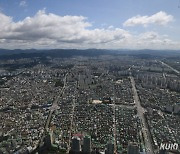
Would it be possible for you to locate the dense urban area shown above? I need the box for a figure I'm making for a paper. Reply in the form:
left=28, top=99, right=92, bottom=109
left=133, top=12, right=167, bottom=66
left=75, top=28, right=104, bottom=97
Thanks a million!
left=0, top=49, right=179, bottom=154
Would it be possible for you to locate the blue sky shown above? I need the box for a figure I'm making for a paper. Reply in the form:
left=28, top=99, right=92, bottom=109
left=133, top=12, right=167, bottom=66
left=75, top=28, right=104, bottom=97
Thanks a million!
left=0, top=0, right=180, bottom=49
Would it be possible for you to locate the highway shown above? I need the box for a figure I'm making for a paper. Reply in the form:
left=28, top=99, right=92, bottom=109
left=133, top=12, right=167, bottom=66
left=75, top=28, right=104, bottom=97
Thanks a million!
left=67, top=98, right=76, bottom=153
left=37, top=73, right=68, bottom=149
left=130, top=76, right=154, bottom=154
left=112, top=102, right=117, bottom=153
left=159, top=61, right=180, bottom=74
left=45, top=73, right=68, bottom=130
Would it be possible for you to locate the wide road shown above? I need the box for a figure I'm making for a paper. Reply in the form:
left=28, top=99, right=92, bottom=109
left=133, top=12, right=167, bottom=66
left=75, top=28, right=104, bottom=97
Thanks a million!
left=67, top=98, right=76, bottom=153
left=159, top=61, right=180, bottom=74
left=45, top=73, right=68, bottom=130
left=112, top=101, right=117, bottom=153
left=38, top=73, right=68, bottom=148
left=130, top=76, right=154, bottom=154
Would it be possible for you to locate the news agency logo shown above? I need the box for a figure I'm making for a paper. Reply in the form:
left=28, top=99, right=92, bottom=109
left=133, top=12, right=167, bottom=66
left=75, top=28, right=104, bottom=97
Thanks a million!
left=160, top=143, right=179, bottom=151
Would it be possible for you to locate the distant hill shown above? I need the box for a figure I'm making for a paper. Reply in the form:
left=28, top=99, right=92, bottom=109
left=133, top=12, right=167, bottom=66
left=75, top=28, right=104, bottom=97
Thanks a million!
left=0, top=49, right=180, bottom=60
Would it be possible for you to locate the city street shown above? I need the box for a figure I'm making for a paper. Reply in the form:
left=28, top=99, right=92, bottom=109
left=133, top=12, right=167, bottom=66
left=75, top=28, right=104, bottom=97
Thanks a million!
left=130, top=76, right=154, bottom=154
left=159, top=61, right=180, bottom=74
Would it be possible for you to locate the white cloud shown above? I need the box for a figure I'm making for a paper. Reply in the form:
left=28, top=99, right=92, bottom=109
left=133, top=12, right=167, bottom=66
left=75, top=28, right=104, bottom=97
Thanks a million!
left=0, top=10, right=130, bottom=47
left=123, top=11, right=174, bottom=27
left=19, top=1, right=27, bottom=7
left=139, top=31, right=159, bottom=40
left=0, top=12, right=12, bottom=25
left=133, top=31, right=178, bottom=49
left=0, top=10, right=179, bottom=49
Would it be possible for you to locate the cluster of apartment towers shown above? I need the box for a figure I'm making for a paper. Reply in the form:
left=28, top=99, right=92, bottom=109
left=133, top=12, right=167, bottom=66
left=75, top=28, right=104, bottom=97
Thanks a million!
left=69, top=135, right=139, bottom=154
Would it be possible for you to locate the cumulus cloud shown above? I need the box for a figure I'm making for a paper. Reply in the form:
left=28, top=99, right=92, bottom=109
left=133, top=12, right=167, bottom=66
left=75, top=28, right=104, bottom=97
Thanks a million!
left=0, top=10, right=178, bottom=49
left=0, top=10, right=130, bottom=46
left=133, top=31, right=178, bottom=49
left=123, top=11, right=174, bottom=27
left=0, top=12, right=12, bottom=28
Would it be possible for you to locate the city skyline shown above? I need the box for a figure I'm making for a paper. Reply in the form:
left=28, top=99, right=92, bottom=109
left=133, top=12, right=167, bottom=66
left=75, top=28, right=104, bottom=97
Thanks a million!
left=0, top=49, right=179, bottom=153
